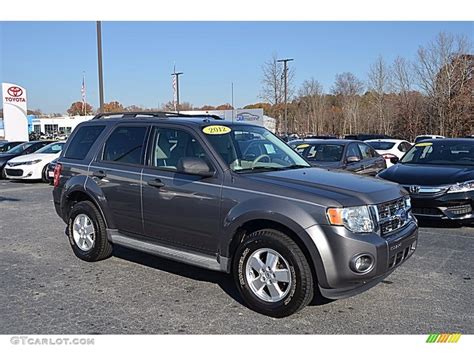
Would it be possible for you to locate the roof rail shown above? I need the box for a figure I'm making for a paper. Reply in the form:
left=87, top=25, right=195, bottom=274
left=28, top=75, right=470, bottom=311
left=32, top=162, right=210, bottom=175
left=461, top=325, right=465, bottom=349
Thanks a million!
left=91, top=111, right=223, bottom=120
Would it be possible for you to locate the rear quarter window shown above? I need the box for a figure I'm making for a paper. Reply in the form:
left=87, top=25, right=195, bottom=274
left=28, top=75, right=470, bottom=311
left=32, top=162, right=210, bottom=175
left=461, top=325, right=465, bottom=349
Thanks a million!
left=64, top=125, right=105, bottom=160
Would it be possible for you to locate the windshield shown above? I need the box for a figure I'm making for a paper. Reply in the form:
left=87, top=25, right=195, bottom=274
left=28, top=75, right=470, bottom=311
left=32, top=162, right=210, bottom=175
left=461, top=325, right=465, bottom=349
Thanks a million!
left=204, top=125, right=310, bottom=172
left=4, top=142, right=33, bottom=154
left=295, top=143, right=344, bottom=162
left=367, top=141, right=395, bottom=150
left=36, top=142, right=65, bottom=154
left=401, top=141, right=474, bottom=166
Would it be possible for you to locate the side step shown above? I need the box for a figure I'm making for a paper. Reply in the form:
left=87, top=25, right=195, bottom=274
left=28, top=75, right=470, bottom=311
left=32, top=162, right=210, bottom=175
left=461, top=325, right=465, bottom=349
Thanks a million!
left=107, top=230, right=228, bottom=272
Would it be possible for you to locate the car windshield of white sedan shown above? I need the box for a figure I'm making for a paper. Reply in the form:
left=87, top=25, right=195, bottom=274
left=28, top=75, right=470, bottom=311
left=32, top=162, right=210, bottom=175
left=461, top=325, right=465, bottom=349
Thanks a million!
left=401, top=141, right=474, bottom=166
left=367, top=141, right=395, bottom=150
left=5, top=142, right=33, bottom=154
left=205, top=125, right=310, bottom=172
left=36, top=142, right=65, bottom=154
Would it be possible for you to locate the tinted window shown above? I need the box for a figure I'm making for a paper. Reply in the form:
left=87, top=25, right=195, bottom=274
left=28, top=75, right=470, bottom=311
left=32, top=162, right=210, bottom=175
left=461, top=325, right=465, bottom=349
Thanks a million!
left=6, top=142, right=34, bottom=154
left=367, top=141, right=395, bottom=150
left=401, top=141, right=474, bottom=166
left=358, top=143, right=377, bottom=159
left=103, top=126, right=147, bottom=165
left=346, top=144, right=362, bottom=159
left=398, top=142, right=412, bottom=152
left=65, top=125, right=105, bottom=160
left=297, top=143, right=344, bottom=162
left=149, top=127, right=211, bottom=171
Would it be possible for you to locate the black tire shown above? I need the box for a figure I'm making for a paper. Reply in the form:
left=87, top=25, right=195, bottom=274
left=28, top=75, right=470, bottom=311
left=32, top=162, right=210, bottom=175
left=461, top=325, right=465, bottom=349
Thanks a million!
left=233, top=229, right=314, bottom=318
left=1, top=168, right=6, bottom=179
left=41, top=165, right=49, bottom=183
left=67, top=201, right=113, bottom=262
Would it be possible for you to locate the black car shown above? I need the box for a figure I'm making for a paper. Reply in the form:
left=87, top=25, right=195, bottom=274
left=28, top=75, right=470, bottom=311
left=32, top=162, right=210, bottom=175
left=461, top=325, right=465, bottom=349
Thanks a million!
left=378, top=139, right=474, bottom=224
left=344, top=133, right=392, bottom=141
left=52, top=111, right=416, bottom=318
left=0, top=141, right=25, bottom=153
left=292, top=139, right=386, bottom=176
left=0, top=141, right=53, bottom=178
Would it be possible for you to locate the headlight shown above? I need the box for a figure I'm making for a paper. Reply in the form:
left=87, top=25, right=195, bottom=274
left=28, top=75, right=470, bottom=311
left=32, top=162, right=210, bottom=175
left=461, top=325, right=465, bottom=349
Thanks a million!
left=23, top=159, right=43, bottom=165
left=447, top=180, right=474, bottom=193
left=327, top=206, right=375, bottom=233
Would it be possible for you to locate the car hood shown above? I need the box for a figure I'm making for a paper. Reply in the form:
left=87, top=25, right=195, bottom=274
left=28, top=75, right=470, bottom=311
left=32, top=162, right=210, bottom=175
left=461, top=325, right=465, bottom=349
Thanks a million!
left=0, top=153, right=20, bottom=165
left=7, top=153, right=60, bottom=164
left=309, top=161, right=342, bottom=169
left=245, top=167, right=405, bottom=206
left=378, top=163, right=474, bottom=185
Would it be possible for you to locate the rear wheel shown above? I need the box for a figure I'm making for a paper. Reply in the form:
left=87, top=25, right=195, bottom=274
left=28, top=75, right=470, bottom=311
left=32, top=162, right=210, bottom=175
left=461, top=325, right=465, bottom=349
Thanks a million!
left=233, top=229, right=314, bottom=318
left=67, top=201, right=113, bottom=262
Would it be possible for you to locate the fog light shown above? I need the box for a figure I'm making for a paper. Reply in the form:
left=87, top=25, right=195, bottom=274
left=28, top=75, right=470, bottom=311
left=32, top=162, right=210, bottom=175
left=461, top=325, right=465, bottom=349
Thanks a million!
left=350, top=254, right=374, bottom=273
left=410, top=240, right=417, bottom=251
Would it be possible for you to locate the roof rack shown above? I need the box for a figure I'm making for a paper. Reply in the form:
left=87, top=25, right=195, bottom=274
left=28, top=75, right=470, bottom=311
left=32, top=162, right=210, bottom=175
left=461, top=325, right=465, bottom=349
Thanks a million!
left=91, top=111, right=223, bottom=120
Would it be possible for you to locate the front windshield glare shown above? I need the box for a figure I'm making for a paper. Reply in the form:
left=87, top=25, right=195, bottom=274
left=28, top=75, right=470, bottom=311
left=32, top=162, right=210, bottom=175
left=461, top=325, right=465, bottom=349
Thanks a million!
left=204, top=125, right=310, bottom=172
left=5, top=143, right=33, bottom=154
left=401, top=141, right=474, bottom=166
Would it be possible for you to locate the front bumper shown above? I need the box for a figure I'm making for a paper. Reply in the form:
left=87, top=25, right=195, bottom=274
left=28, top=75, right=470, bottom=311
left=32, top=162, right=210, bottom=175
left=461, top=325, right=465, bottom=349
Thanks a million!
left=306, top=219, right=418, bottom=299
left=4, top=165, right=42, bottom=180
left=410, top=190, right=473, bottom=222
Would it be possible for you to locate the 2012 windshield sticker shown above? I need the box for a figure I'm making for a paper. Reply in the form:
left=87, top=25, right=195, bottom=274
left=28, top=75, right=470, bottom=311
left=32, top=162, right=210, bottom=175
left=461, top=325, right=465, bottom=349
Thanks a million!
left=202, top=125, right=232, bottom=135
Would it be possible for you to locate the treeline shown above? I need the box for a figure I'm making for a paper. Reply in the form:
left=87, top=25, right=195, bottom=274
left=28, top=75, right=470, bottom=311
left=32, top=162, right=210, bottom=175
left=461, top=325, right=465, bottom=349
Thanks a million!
left=257, top=32, right=473, bottom=140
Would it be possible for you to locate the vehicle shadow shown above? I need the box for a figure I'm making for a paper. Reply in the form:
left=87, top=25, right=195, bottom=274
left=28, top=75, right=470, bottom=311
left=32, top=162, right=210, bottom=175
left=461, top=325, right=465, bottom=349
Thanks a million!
left=417, top=219, right=465, bottom=228
left=112, top=245, right=246, bottom=306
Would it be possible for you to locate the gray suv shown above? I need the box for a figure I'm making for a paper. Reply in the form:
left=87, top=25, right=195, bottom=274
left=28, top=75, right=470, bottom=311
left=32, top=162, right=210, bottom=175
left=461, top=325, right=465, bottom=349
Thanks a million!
left=52, top=112, right=418, bottom=317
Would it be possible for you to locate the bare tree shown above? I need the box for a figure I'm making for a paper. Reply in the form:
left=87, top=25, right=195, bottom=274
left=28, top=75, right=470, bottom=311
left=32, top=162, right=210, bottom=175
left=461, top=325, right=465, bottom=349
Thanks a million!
left=332, top=72, right=364, bottom=134
left=368, top=55, right=392, bottom=134
left=259, top=53, right=295, bottom=105
left=297, top=78, right=325, bottom=135
left=414, top=32, right=472, bottom=135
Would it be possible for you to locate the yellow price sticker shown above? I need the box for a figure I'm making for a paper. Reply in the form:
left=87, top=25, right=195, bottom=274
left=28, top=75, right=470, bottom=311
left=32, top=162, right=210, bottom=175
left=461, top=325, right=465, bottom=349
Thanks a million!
left=415, top=142, right=433, bottom=147
left=296, top=144, right=310, bottom=149
left=202, top=125, right=232, bottom=135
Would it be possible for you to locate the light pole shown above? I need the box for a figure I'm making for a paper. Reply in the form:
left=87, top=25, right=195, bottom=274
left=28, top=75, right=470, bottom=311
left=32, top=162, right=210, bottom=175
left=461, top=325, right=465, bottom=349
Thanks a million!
left=171, top=71, right=183, bottom=112
left=231, top=82, right=234, bottom=123
left=96, top=21, right=105, bottom=113
left=277, top=58, right=293, bottom=136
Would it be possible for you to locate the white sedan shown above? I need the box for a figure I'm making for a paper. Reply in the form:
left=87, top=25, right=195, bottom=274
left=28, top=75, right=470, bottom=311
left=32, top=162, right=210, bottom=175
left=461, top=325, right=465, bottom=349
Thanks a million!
left=365, top=139, right=412, bottom=167
left=5, top=141, right=65, bottom=182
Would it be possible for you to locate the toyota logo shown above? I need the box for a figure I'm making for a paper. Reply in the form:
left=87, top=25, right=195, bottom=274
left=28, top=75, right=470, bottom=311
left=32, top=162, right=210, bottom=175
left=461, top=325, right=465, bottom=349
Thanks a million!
left=409, top=185, right=420, bottom=194
left=7, top=86, right=23, bottom=97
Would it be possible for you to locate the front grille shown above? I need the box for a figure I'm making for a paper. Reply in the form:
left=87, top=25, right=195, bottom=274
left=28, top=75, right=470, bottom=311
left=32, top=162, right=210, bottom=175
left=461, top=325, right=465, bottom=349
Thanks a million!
left=5, top=169, right=23, bottom=177
left=446, top=204, right=472, bottom=215
left=412, top=207, right=443, bottom=216
left=388, top=246, right=411, bottom=269
left=7, top=161, right=24, bottom=167
left=377, top=197, right=410, bottom=236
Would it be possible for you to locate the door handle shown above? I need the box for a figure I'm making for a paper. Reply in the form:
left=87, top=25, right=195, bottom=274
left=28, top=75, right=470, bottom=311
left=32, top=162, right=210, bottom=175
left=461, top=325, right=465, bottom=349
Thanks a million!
left=92, top=170, right=107, bottom=179
left=148, top=178, right=165, bottom=188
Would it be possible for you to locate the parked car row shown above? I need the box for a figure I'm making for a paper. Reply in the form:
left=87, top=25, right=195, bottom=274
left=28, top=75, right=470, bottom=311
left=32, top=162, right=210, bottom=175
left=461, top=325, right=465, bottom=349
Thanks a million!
left=288, top=137, right=473, bottom=225
left=0, top=141, right=65, bottom=182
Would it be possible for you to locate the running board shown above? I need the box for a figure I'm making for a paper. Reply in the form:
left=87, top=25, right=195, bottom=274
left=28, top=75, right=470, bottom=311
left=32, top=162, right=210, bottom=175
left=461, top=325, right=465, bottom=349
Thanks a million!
left=107, top=230, right=228, bottom=272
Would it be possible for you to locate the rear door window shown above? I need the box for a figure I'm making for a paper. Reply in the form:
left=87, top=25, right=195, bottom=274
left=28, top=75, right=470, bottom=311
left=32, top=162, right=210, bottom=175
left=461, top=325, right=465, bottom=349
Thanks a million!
left=102, top=126, right=148, bottom=165
left=64, top=125, right=105, bottom=160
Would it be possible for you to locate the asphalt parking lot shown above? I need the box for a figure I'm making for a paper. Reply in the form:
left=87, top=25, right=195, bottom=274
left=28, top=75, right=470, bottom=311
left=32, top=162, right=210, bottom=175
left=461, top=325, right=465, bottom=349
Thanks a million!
left=0, top=180, right=472, bottom=334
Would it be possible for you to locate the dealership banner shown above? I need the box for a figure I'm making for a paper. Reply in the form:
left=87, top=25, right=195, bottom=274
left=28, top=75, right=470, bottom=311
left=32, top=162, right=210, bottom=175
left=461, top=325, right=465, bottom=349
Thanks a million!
left=2, top=82, right=29, bottom=141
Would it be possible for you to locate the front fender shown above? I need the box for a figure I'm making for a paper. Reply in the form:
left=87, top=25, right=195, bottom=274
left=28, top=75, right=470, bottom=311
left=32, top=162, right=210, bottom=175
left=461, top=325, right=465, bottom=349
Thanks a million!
left=220, top=197, right=329, bottom=286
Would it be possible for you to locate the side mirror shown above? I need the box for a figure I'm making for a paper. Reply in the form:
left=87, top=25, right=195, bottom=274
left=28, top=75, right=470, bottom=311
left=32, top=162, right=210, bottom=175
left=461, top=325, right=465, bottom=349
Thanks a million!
left=390, top=156, right=399, bottom=164
left=177, top=157, right=214, bottom=177
left=346, top=155, right=361, bottom=164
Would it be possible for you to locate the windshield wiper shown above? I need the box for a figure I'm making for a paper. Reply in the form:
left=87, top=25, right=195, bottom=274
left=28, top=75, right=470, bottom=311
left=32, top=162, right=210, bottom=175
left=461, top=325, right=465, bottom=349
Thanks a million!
left=285, top=164, right=310, bottom=169
left=235, top=166, right=287, bottom=173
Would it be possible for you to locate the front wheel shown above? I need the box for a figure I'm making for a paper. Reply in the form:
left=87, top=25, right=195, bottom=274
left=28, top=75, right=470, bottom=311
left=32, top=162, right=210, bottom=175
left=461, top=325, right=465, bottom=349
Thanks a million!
left=233, top=229, right=314, bottom=318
